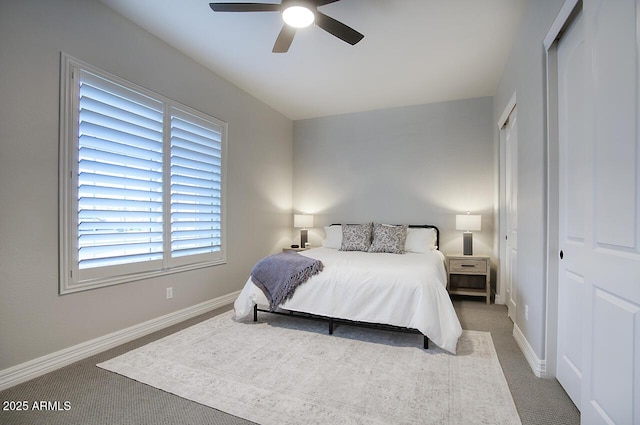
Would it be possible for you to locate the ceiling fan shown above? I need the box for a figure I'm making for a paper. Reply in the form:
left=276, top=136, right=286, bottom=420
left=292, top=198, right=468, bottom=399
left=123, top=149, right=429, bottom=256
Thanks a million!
left=209, top=0, right=364, bottom=53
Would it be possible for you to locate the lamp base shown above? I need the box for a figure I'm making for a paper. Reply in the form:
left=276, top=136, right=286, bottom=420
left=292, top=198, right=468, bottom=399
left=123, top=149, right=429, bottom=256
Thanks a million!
left=463, top=232, right=473, bottom=255
left=300, top=229, right=308, bottom=249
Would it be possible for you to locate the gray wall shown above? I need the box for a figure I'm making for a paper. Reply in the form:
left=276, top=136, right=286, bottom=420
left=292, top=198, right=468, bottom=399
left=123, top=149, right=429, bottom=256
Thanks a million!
left=292, top=97, right=495, bottom=256
left=493, top=0, right=564, bottom=359
left=0, top=0, right=292, bottom=370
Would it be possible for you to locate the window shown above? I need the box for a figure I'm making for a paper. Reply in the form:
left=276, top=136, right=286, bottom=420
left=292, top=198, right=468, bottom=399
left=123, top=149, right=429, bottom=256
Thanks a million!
left=59, top=54, right=226, bottom=294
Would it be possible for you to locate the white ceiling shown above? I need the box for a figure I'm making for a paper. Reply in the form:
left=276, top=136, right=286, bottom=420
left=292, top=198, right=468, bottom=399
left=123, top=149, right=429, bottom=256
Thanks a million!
left=100, top=0, right=526, bottom=120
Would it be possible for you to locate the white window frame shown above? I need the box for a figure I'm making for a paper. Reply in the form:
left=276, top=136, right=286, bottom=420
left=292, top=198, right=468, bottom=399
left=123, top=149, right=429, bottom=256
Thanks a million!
left=59, top=53, right=227, bottom=294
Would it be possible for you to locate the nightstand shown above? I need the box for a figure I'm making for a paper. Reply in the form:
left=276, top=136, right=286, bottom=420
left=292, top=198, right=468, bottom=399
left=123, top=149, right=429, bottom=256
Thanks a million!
left=282, top=247, right=309, bottom=252
left=446, top=254, right=491, bottom=304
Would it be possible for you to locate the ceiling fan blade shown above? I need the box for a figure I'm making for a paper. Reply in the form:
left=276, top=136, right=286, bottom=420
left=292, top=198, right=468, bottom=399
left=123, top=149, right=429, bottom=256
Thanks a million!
left=209, top=3, right=281, bottom=12
left=315, top=11, right=364, bottom=45
left=273, top=25, right=296, bottom=53
left=315, top=0, right=341, bottom=5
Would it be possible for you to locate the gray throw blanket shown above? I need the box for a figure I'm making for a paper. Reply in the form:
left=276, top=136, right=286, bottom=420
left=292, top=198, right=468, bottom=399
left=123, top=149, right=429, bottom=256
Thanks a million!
left=251, top=251, right=323, bottom=311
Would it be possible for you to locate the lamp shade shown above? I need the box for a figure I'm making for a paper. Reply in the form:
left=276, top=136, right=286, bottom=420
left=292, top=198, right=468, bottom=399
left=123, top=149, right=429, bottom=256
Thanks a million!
left=294, top=214, right=314, bottom=228
left=456, top=214, right=481, bottom=232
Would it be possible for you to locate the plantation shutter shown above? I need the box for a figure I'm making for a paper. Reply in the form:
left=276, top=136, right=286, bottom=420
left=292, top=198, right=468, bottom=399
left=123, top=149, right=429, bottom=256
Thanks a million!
left=170, top=108, right=223, bottom=263
left=77, top=70, right=164, bottom=273
left=60, top=55, right=227, bottom=293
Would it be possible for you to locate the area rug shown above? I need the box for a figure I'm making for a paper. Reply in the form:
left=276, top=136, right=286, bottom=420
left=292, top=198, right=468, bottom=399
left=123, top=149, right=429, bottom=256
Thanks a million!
left=97, top=310, right=521, bottom=425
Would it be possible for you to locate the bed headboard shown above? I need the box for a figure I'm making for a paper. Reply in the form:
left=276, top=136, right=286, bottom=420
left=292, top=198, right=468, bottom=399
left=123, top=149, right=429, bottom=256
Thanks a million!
left=330, top=224, right=440, bottom=251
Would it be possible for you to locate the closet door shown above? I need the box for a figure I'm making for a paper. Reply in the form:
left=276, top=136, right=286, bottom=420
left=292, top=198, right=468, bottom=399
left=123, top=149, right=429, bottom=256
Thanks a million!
left=504, top=108, right=518, bottom=322
left=556, top=7, right=586, bottom=409
left=578, top=1, right=640, bottom=422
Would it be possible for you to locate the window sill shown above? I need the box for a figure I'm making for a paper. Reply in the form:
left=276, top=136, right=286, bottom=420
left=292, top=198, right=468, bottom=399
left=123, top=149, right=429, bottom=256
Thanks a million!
left=59, top=257, right=226, bottom=295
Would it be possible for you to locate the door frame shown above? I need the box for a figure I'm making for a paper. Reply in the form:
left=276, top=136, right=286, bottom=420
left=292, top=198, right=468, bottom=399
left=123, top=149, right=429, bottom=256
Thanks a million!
left=543, top=0, right=581, bottom=379
left=498, top=92, right=517, bottom=308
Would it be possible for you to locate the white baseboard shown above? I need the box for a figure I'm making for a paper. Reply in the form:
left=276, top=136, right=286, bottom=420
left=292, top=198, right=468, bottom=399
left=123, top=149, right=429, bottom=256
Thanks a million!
left=0, top=291, right=239, bottom=391
left=513, top=323, right=547, bottom=378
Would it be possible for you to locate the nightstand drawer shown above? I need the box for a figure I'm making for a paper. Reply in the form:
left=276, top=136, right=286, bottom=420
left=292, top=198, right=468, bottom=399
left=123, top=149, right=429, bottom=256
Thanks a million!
left=449, top=259, right=487, bottom=273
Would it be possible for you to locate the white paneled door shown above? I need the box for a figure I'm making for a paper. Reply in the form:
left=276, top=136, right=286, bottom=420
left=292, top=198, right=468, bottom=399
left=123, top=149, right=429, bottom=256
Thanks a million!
left=581, top=0, right=640, bottom=422
left=504, top=108, right=518, bottom=322
left=556, top=0, right=640, bottom=422
left=557, top=7, right=586, bottom=409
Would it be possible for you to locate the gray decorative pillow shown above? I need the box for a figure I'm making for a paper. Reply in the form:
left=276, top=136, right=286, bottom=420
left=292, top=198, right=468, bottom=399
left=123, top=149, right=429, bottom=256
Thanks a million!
left=340, top=223, right=373, bottom=252
left=368, top=223, right=408, bottom=254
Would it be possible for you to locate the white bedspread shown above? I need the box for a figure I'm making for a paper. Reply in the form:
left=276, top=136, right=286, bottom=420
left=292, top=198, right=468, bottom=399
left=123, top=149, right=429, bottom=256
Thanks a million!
left=234, top=247, right=462, bottom=354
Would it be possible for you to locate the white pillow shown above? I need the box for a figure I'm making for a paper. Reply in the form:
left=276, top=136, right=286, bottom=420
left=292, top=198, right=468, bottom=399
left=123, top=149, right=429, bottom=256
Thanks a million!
left=322, top=225, right=342, bottom=249
left=404, top=227, right=437, bottom=253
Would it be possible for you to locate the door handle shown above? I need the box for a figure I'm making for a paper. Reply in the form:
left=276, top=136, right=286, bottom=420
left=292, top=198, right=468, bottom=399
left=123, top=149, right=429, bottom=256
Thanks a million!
left=559, top=250, right=564, bottom=260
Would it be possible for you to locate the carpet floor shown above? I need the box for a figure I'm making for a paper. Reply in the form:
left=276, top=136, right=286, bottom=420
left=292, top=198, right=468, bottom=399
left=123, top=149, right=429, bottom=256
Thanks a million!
left=0, top=299, right=580, bottom=425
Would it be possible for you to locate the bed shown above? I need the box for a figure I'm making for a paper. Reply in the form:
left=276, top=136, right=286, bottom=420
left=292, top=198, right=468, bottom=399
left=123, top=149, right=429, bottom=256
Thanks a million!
left=234, top=224, right=463, bottom=354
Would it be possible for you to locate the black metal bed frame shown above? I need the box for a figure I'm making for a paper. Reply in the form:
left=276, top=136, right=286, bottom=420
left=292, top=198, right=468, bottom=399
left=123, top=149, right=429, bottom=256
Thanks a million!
left=252, top=224, right=440, bottom=350
left=253, top=304, right=430, bottom=349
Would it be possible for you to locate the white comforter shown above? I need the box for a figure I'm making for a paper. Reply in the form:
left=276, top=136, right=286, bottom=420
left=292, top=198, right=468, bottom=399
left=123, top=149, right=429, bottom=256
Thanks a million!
left=234, top=247, right=462, bottom=354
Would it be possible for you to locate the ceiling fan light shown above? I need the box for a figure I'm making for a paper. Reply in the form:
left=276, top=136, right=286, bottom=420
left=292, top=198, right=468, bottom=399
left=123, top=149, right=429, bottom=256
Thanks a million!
left=282, top=6, right=315, bottom=28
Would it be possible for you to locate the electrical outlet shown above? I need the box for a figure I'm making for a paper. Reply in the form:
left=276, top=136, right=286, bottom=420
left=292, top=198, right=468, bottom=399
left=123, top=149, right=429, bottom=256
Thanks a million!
left=525, top=305, right=529, bottom=321
left=166, top=287, right=173, bottom=300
